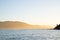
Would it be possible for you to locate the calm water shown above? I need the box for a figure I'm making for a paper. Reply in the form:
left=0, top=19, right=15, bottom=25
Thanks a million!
left=0, top=29, right=60, bottom=40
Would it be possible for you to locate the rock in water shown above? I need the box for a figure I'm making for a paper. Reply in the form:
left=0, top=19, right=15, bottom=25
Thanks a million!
left=54, top=24, right=60, bottom=30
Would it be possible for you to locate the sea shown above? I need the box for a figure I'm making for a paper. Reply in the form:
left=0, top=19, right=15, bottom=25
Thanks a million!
left=0, top=29, right=60, bottom=40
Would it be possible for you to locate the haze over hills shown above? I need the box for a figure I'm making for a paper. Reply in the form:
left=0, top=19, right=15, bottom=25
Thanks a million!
left=0, top=21, right=54, bottom=29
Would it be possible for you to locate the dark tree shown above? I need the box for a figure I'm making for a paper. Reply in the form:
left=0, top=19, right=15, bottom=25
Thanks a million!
left=54, top=24, right=60, bottom=30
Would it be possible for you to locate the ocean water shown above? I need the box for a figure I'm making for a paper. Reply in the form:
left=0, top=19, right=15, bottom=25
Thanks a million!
left=0, top=29, right=60, bottom=40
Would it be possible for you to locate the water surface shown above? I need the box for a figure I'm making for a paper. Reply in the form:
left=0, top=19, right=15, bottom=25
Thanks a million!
left=0, top=29, right=60, bottom=40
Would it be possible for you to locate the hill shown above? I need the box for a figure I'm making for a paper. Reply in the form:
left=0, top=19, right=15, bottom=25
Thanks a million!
left=0, top=21, right=53, bottom=29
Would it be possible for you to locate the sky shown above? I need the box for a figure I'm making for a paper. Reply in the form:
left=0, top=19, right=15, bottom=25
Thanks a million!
left=0, top=0, right=60, bottom=26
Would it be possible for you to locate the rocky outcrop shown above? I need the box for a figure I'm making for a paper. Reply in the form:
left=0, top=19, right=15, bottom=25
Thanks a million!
left=54, top=24, right=60, bottom=30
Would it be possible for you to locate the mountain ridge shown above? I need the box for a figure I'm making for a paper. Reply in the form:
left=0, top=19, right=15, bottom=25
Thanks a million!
left=0, top=21, right=53, bottom=29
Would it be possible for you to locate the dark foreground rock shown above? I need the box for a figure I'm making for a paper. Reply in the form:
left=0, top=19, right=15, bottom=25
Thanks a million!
left=54, top=24, right=60, bottom=30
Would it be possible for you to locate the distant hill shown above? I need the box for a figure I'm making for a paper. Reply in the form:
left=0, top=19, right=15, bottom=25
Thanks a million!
left=0, top=21, right=53, bottom=29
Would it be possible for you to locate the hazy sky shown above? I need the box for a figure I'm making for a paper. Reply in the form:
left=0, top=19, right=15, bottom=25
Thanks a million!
left=0, top=0, right=60, bottom=25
